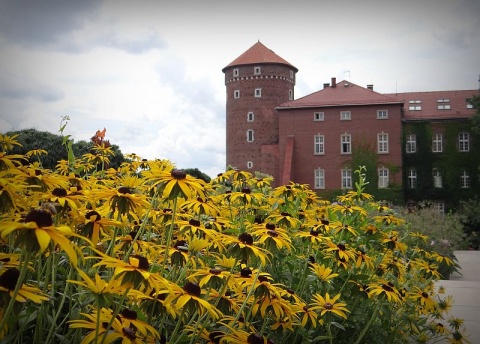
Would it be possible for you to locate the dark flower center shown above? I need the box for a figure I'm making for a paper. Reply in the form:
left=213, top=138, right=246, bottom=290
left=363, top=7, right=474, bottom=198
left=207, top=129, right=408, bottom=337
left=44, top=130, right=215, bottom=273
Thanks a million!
left=130, top=255, right=149, bottom=270
left=238, top=233, right=254, bottom=245
left=321, top=219, right=330, bottom=225
left=118, top=186, right=132, bottom=194
left=240, top=267, right=252, bottom=278
left=52, top=187, right=67, bottom=197
left=183, top=282, right=201, bottom=297
left=267, top=230, right=279, bottom=237
left=337, top=243, right=346, bottom=251
left=209, top=268, right=223, bottom=275
left=422, top=292, right=429, bottom=298
left=247, top=333, right=266, bottom=344
left=265, top=223, right=276, bottom=230
left=171, top=169, right=187, bottom=180
left=308, top=256, right=315, bottom=264
left=324, top=302, right=333, bottom=310
left=287, top=289, right=295, bottom=295
left=189, top=219, right=201, bottom=227
left=121, top=308, right=137, bottom=320
left=25, top=209, right=53, bottom=227
left=86, top=210, right=101, bottom=222
left=241, top=187, right=251, bottom=194
left=128, top=231, right=138, bottom=239
left=0, top=268, right=20, bottom=290
left=310, top=230, right=319, bottom=237
left=280, top=212, right=291, bottom=217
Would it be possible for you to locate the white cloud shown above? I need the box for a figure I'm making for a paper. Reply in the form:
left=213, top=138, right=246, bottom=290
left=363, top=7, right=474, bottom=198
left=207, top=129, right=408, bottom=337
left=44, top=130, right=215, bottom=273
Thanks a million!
left=1, top=0, right=479, bottom=178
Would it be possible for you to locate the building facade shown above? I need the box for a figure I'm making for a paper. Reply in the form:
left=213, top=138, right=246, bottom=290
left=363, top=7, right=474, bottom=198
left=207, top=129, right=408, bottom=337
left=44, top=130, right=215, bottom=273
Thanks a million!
left=223, top=42, right=480, bottom=207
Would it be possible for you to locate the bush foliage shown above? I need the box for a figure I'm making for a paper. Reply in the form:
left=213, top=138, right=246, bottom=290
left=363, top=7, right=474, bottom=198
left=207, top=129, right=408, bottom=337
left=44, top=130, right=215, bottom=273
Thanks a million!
left=0, top=132, right=470, bottom=343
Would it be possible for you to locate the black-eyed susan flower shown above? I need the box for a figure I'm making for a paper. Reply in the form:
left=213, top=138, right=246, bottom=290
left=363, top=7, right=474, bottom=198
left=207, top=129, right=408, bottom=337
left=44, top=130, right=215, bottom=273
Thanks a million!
left=180, top=196, right=221, bottom=217
left=226, top=232, right=270, bottom=266
left=325, top=241, right=356, bottom=263
left=0, top=268, right=49, bottom=303
left=0, top=209, right=83, bottom=266
left=154, top=169, right=206, bottom=200
left=249, top=222, right=292, bottom=251
left=0, top=133, right=22, bottom=152
left=309, top=262, right=339, bottom=284
left=67, top=270, right=129, bottom=307
left=293, top=303, right=320, bottom=328
left=188, top=266, right=231, bottom=289
left=294, top=226, right=329, bottom=245
left=381, top=231, right=407, bottom=253
left=168, top=282, right=222, bottom=319
left=368, top=281, right=401, bottom=303
left=410, top=287, right=438, bottom=313
left=309, top=292, right=350, bottom=319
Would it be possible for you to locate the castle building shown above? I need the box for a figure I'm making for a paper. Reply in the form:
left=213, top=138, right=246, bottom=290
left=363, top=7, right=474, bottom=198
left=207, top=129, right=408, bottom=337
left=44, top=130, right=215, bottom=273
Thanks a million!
left=223, top=41, right=480, bottom=208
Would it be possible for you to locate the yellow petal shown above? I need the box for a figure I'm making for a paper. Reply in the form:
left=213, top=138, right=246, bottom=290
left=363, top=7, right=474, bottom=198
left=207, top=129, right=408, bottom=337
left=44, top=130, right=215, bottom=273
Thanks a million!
left=35, top=228, right=51, bottom=252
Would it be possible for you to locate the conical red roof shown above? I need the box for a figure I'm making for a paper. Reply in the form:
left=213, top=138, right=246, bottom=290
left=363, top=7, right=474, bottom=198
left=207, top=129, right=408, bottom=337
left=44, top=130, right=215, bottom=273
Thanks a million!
left=223, top=41, right=297, bottom=72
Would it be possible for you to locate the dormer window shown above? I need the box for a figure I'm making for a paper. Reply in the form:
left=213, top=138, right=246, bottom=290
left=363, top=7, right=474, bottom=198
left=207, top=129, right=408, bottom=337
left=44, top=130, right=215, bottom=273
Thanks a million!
left=408, top=100, right=422, bottom=111
left=254, top=66, right=261, bottom=75
left=437, top=98, right=451, bottom=110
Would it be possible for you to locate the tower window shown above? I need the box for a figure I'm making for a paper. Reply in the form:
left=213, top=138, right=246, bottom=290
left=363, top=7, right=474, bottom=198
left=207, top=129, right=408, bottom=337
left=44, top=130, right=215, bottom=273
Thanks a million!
left=254, top=88, right=262, bottom=98
left=254, top=66, right=261, bottom=75
left=247, top=130, right=254, bottom=142
left=247, top=112, right=254, bottom=122
left=234, top=90, right=240, bottom=99
left=247, top=161, right=253, bottom=169
left=289, top=89, right=293, bottom=100
left=233, top=68, right=239, bottom=77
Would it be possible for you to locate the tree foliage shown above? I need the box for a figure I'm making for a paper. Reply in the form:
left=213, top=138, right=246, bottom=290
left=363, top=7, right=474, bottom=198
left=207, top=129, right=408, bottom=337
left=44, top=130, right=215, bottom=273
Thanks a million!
left=469, top=95, right=480, bottom=135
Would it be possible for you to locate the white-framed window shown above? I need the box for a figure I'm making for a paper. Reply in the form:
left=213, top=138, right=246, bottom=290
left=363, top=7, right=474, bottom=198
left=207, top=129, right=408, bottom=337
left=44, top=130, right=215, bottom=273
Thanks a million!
left=314, top=168, right=325, bottom=189
left=432, top=134, right=443, bottom=153
left=460, top=170, right=470, bottom=188
left=408, top=100, right=422, bottom=111
left=247, top=161, right=253, bottom=169
left=233, top=68, right=239, bottom=77
left=377, top=132, right=389, bottom=153
left=341, top=133, right=351, bottom=154
left=314, top=112, right=325, bottom=121
left=406, top=134, right=416, bottom=153
left=378, top=167, right=389, bottom=188
left=433, top=168, right=442, bottom=188
left=408, top=169, right=417, bottom=189
left=254, top=88, right=262, bottom=98
left=247, top=112, right=254, bottom=122
left=290, top=70, right=294, bottom=79
left=434, top=202, right=445, bottom=214
left=254, top=66, right=261, bottom=75
left=466, top=98, right=474, bottom=109
left=437, top=98, right=451, bottom=110
left=342, top=168, right=352, bottom=189
left=377, top=110, right=388, bottom=119
left=234, top=90, right=240, bottom=99
left=247, top=130, right=254, bottom=142
left=289, top=89, right=293, bottom=100
left=458, top=132, right=470, bottom=152
left=314, top=134, right=325, bottom=155
left=340, top=111, right=351, bottom=120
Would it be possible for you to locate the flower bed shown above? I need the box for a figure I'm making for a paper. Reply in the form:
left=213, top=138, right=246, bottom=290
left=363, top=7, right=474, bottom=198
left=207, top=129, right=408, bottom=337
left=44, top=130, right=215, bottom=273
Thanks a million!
left=0, top=133, right=469, bottom=343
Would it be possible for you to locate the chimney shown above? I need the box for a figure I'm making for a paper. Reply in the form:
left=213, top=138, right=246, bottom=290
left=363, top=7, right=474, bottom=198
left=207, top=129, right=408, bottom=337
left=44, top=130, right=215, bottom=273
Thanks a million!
left=367, top=84, right=373, bottom=90
left=323, top=83, right=330, bottom=88
left=331, top=77, right=336, bottom=88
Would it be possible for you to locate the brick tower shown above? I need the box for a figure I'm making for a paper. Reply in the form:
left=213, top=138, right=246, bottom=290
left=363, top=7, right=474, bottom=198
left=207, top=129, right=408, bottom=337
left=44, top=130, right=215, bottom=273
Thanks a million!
left=222, top=41, right=297, bottom=180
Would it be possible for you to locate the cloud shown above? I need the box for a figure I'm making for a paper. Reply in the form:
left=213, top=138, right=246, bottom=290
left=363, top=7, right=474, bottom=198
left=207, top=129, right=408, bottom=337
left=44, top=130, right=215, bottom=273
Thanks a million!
left=0, top=71, right=64, bottom=102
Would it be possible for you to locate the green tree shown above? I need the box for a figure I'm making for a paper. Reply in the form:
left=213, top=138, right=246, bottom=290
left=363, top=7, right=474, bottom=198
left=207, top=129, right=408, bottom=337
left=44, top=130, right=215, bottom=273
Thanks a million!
left=469, top=95, right=480, bottom=135
left=458, top=196, right=480, bottom=249
left=6, top=129, right=124, bottom=170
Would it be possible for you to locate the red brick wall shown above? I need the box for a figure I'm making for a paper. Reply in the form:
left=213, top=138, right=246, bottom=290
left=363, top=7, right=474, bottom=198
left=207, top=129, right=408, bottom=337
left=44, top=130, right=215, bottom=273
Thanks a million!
left=224, top=63, right=295, bottom=178
left=278, top=103, right=403, bottom=190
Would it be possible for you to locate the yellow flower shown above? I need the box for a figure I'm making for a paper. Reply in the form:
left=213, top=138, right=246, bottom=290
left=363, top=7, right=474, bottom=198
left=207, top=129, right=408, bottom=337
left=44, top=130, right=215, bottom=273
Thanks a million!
left=153, top=169, right=206, bottom=200
left=368, top=281, right=401, bottom=303
left=309, top=263, right=339, bottom=283
left=249, top=222, right=292, bottom=251
left=0, top=209, right=83, bottom=266
left=0, top=268, right=49, bottom=303
left=168, top=282, right=222, bottom=319
left=410, top=287, right=438, bottom=313
left=0, top=133, right=22, bottom=152
left=309, top=293, right=350, bottom=319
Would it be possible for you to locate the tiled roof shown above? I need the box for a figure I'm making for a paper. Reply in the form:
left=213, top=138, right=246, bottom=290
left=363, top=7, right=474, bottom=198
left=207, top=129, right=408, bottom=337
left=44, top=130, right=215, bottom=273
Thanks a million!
left=385, top=90, right=479, bottom=120
left=223, top=41, right=298, bottom=72
left=277, top=80, right=401, bottom=109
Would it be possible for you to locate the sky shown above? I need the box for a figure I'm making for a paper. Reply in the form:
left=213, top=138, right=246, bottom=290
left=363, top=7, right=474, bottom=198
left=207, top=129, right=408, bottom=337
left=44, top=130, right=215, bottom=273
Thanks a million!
left=1, top=0, right=479, bottom=178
